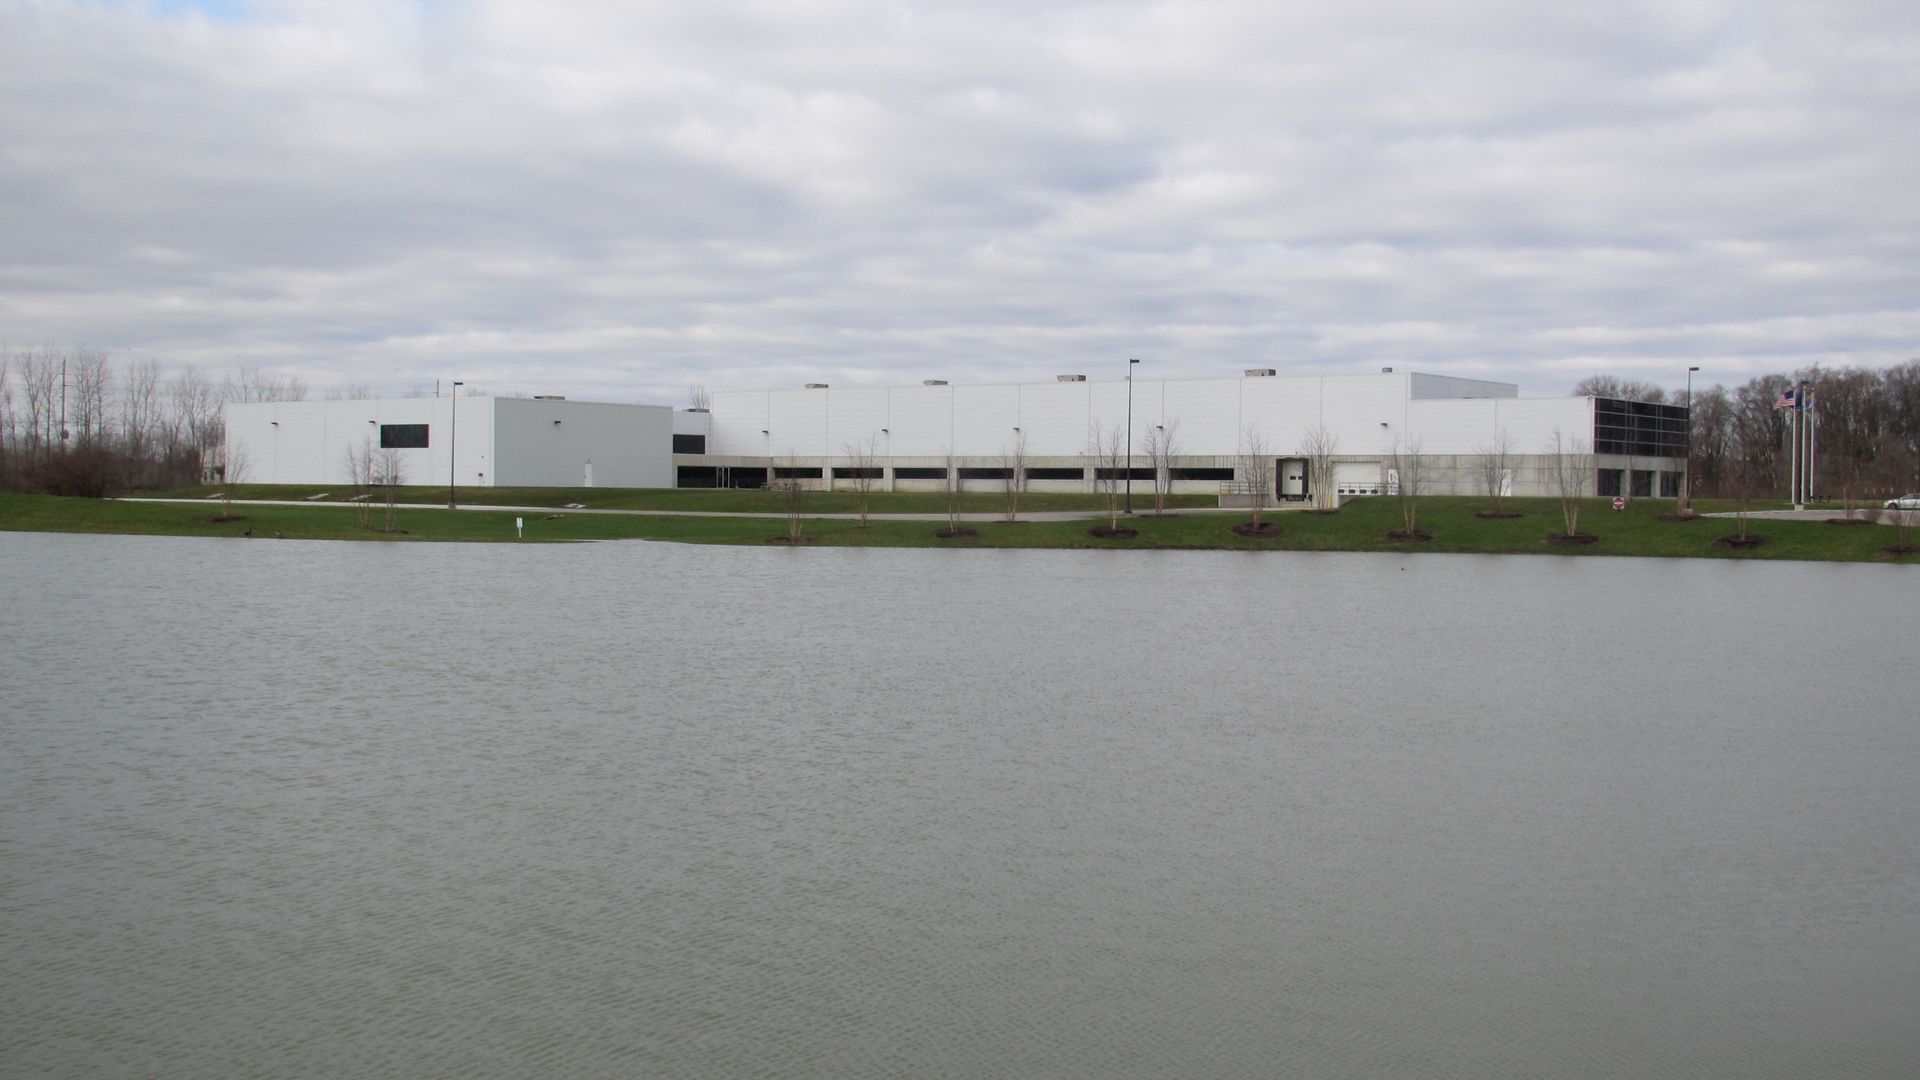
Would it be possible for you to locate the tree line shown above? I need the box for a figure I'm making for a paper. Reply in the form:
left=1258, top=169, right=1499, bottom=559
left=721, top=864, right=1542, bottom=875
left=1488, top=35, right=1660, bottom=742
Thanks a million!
left=0, top=346, right=378, bottom=496
left=1575, top=362, right=1920, bottom=499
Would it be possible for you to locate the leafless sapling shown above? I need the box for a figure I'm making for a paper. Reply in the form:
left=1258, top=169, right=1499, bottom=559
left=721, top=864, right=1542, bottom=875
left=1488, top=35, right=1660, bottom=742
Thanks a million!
left=1000, top=430, right=1027, bottom=523
left=1476, top=426, right=1517, bottom=515
left=1088, top=422, right=1126, bottom=530
left=1545, top=429, right=1592, bottom=537
left=841, top=436, right=879, bottom=527
left=1239, top=428, right=1274, bottom=529
left=1298, top=424, right=1340, bottom=511
left=375, top=446, right=405, bottom=532
left=1143, top=417, right=1179, bottom=515
left=1385, top=435, right=1427, bottom=537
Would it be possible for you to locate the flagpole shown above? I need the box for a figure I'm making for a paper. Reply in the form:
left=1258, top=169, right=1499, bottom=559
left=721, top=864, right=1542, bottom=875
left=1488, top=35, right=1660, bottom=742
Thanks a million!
left=1797, top=384, right=1812, bottom=503
left=1789, top=402, right=1799, bottom=508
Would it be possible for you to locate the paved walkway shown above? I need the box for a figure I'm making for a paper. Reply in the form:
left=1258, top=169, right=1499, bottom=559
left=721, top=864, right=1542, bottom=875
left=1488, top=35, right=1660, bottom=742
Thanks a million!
left=115, top=496, right=1253, bottom=523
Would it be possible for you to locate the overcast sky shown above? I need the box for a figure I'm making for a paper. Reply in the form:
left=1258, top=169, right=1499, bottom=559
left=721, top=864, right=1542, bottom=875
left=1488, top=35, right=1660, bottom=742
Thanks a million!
left=3, top=0, right=1916, bottom=403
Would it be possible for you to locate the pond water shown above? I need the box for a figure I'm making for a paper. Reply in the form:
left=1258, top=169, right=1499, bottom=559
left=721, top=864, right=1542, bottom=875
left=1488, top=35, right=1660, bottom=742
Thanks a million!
left=3, top=533, right=1918, bottom=1078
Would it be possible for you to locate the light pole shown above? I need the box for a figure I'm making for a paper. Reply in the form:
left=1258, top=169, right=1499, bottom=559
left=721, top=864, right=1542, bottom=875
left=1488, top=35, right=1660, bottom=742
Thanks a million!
left=449, top=380, right=463, bottom=508
left=1125, top=358, right=1139, bottom=513
left=1684, top=366, right=1698, bottom=512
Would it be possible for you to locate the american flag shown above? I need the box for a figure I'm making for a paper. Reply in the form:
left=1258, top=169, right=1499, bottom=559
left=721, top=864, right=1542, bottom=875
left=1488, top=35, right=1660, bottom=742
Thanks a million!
left=1774, top=388, right=1797, bottom=411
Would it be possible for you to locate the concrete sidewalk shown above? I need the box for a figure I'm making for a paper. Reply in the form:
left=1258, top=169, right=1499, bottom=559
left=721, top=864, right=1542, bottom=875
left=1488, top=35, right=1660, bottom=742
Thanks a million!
left=115, top=496, right=1256, bottom=523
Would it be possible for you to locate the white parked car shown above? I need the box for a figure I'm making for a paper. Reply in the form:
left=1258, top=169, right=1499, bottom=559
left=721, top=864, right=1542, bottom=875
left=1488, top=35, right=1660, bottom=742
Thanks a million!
left=1885, top=493, right=1920, bottom=510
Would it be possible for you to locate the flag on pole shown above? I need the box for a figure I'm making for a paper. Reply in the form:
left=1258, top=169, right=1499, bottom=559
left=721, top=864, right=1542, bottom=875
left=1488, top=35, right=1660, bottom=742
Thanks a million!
left=1774, top=388, right=1797, bottom=411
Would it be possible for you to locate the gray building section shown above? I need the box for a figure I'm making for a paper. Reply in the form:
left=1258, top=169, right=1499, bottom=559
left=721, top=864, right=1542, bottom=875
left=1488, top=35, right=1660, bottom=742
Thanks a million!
left=490, top=398, right=673, bottom=488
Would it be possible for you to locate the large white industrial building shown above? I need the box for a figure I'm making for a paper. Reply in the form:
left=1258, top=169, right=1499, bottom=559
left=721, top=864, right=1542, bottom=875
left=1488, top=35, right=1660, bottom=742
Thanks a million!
left=223, top=395, right=681, bottom=489
left=225, top=369, right=1688, bottom=501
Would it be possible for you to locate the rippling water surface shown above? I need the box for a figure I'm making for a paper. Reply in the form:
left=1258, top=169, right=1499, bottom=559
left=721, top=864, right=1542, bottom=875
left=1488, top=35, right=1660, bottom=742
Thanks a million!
left=3, top=533, right=1918, bottom=1078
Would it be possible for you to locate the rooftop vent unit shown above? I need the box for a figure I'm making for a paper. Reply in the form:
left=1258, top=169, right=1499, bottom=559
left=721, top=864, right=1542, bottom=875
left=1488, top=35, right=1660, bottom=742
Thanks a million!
left=804, top=383, right=829, bottom=389
left=1057, top=374, right=1086, bottom=382
left=1245, top=368, right=1276, bottom=377
left=533, top=394, right=567, bottom=400
left=922, top=379, right=948, bottom=386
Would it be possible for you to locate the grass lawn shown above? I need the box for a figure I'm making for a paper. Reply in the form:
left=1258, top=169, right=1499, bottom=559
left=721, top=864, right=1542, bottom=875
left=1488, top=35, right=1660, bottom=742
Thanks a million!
left=4, top=490, right=1915, bottom=562
left=138, top=483, right=1218, bottom=516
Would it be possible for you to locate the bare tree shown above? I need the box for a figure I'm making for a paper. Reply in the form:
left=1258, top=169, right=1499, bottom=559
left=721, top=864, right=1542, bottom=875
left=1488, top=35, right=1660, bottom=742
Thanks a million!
left=940, top=446, right=966, bottom=534
left=20, top=349, right=57, bottom=460
left=1298, top=424, right=1340, bottom=511
left=343, top=436, right=376, bottom=530
left=1088, top=422, right=1126, bottom=531
left=116, top=358, right=161, bottom=488
left=687, top=384, right=713, bottom=412
left=1239, top=428, right=1274, bottom=529
left=68, top=348, right=111, bottom=446
left=771, top=459, right=809, bottom=542
left=841, top=436, right=880, bottom=527
left=1385, top=435, right=1427, bottom=537
left=999, top=430, right=1028, bottom=523
left=1476, top=427, right=1517, bottom=516
left=1143, top=417, right=1179, bottom=515
left=0, top=350, right=11, bottom=486
left=374, top=447, right=406, bottom=532
left=218, top=442, right=250, bottom=521
left=1545, top=429, right=1593, bottom=538
left=1572, top=375, right=1666, bottom=403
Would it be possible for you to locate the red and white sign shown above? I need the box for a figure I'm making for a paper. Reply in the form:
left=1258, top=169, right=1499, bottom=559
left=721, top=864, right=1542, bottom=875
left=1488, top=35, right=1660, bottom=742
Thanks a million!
left=1612, top=496, right=1626, bottom=511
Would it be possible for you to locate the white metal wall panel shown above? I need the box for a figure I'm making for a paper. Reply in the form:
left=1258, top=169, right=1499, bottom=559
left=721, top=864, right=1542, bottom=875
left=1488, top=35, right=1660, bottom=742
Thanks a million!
left=226, top=398, right=469, bottom=487
left=823, top=388, right=892, bottom=456
left=1405, top=399, right=1501, bottom=454
left=763, top=389, right=830, bottom=461
left=1159, top=380, right=1245, bottom=454
left=880, top=385, right=956, bottom=457
left=707, top=390, right=772, bottom=457
left=1317, top=375, right=1408, bottom=454
left=953, top=384, right=1024, bottom=455
left=1010, top=381, right=1091, bottom=455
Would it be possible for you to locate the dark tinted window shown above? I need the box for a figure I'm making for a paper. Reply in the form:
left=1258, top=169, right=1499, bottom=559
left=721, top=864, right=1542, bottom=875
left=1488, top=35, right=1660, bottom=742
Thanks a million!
left=673, top=434, right=706, bottom=454
left=379, top=424, right=429, bottom=449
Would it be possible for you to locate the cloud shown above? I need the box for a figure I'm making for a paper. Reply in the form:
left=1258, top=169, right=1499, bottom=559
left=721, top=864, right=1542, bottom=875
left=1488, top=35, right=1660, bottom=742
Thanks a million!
left=2, top=0, right=1916, bottom=401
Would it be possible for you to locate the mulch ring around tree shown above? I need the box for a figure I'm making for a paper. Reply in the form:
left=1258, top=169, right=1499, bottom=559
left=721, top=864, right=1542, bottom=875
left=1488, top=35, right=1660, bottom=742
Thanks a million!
left=1301, top=508, right=1342, bottom=516
left=1088, top=525, right=1140, bottom=539
left=766, top=534, right=815, bottom=545
left=209, top=514, right=247, bottom=523
left=1475, top=510, right=1522, bottom=519
left=933, top=527, right=979, bottom=539
left=1229, top=522, right=1282, bottom=538
left=1713, top=535, right=1767, bottom=549
left=1655, top=512, right=1701, bottom=522
left=1824, top=517, right=1876, bottom=526
left=1879, top=544, right=1918, bottom=557
left=1385, top=529, right=1433, bottom=542
left=1545, top=532, right=1600, bottom=545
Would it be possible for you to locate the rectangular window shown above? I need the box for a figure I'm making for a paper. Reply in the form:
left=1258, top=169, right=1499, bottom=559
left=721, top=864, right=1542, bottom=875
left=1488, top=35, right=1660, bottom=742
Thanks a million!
left=893, top=467, right=947, bottom=480
left=672, top=434, right=706, bottom=454
left=379, top=424, right=429, bottom=449
left=1171, top=467, right=1234, bottom=481
left=832, top=467, right=882, bottom=479
left=1093, top=467, right=1155, bottom=481
left=772, top=466, right=823, bottom=479
left=1660, top=471, right=1682, bottom=498
left=958, top=467, right=1011, bottom=480
left=1597, top=468, right=1624, bottom=496
left=1025, top=467, right=1085, bottom=481
left=1592, top=398, right=1689, bottom=458
left=1630, top=469, right=1655, bottom=498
